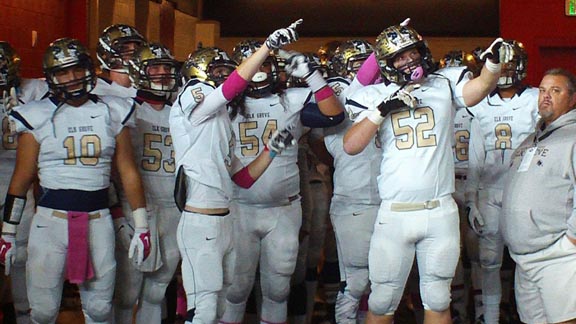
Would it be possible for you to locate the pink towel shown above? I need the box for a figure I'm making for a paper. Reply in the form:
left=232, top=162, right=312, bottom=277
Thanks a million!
left=66, top=211, right=94, bottom=284
left=176, top=282, right=187, bottom=317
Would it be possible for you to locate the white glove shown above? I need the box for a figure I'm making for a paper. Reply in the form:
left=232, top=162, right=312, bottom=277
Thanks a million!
left=267, top=126, right=296, bottom=156
left=283, top=52, right=313, bottom=79
left=466, top=203, right=485, bottom=235
left=480, top=38, right=505, bottom=64
left=113, top=216, right=134, bottom=252
left=395, top=84, right=420, bottom=108
left=265, top=19, right=303, bottom=49
left=0, top=233, right=16, bottom=275
left=128, top=227, right=151, bottom=266
left=2, top=87, right=19, bottom=112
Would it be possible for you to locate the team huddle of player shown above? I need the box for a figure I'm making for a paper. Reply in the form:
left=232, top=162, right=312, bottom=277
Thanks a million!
left=1, top=16, right=576, bottom=324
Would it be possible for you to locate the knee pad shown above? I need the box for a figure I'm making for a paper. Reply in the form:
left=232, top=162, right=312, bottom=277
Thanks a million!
left=345, top=270, right=370, bottom=300
left=479, top=246, right=502, bottom=269
left=141, top=279, right=170, bottom=305
left=367, top=283, right=401, bottom=316
left=262, top=272, right=290, bottom=303
left=226, top=272, right=255, bottom=304
left=421, top=279, right=451, bottom=312
left=84, top=298, right=113, bottom=322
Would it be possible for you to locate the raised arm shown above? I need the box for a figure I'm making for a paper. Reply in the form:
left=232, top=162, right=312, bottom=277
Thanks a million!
left=462, top=38, right=514, bottom=107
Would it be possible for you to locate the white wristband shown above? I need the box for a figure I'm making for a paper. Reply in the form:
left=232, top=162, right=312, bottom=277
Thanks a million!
left=2, top=222, right=17, bottom=235
left=367, top=109, right=385, bottom=126
left=132, top=208, right=148, bottom=228
left=305, top=70, right=328, bottom=93
left=484, top=60, right=501, bottom=74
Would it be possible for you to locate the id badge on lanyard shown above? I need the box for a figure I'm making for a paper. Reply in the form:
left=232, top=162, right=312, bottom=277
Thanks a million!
left=518, top=146, right=536, bottom=172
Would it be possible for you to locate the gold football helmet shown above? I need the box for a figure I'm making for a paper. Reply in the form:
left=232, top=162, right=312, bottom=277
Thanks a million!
left=0, top=42, right=21, bottom=92
left=43, top=38, right=96, bottom=99
left=97, top=24, right=147, bottom=72
left=498, top=40, right=528, bottom=88
left=374, top=25, right=435, bottom=84
left=317, top=41, right=341, bottom=77
left=181, top=47, right=237, bottom=87
left=128, top=43, right=179, bottom=94
left=331, top=39, right=373, bottom=80
left=439, top=50, right=466, bottom=68
left=232, top=39, right=278, bottom=97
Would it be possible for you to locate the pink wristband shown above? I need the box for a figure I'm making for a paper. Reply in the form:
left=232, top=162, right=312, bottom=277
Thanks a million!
left=222, top=70, right=248, bottom=101
left=356, top=53, right=380, bottom=86
left=314, top=86, right=334, bottom=102
left=232, top=166, right=256, bottom=189
left=110, top=206, right=123, bottom=219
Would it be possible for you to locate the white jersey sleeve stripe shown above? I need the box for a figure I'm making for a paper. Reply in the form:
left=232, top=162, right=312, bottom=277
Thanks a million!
left=9, top=110, right=34, bottom=130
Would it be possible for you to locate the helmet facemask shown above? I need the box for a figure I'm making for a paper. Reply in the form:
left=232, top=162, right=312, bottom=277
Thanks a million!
left=247, top=56, right=278, bottom=98
left=497, top=40, right=527, bottom=89
left=232, top=40, right=278, bottom=97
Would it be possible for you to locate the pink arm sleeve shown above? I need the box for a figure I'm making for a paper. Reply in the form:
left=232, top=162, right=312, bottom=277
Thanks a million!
left=221, top=70, right=249, bottom=101
left=356, top=53, right=380, bottom=86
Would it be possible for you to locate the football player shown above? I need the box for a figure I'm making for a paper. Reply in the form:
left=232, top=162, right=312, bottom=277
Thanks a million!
left=169, top=20, right=302, bottom=324
left=321, top=39, right=382, bottom=324
left=0, top=41, right=48, bottom=324
left=465, top=40, right=539, bottom=324
left=0, top=38, right=149, bottom=324
left=94, top=24, right=147, bottom=97
left=219, top=36, right=345, bottom=324
left=343, top=20, right=509, bottom=324
left=112, top=43, right=181, bottom=324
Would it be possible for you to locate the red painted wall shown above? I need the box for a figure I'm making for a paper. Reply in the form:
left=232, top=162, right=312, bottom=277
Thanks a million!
left=0, top=0, right=87, bottom=78
left=501, top=1, right=576, bottom=86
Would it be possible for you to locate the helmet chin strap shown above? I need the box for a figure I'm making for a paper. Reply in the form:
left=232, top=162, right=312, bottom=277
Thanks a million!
left=410, top=66, right=425, bottom=81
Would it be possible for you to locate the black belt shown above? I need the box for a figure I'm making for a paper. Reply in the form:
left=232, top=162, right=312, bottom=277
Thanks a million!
left=455, top=174, right=467, bottom=180
left=38, top=188, right=109, bottom=212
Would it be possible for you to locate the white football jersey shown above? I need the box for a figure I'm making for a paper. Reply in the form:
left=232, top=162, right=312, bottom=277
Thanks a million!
left=231, top=88, right=312, bottom=206
left=467, top=87, right=539, bottom=190
left=324, top=76, right=382, bottom=212
left=92, top=76, right=137, bottom=98
left=350, top=67, right=471, bottom=202
left=9, top=94, right=135, bottom=191
left=453, top=107, right=474, bottom=174
left=0, top=78, right=50, bottom=170
left=131, top=99, right=175, bottom=207
left=170, top=79, right=243, bottom=209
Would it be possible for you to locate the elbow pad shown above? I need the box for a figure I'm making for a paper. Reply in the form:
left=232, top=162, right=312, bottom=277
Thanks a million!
left=300, top=102, right=345, bottom=128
